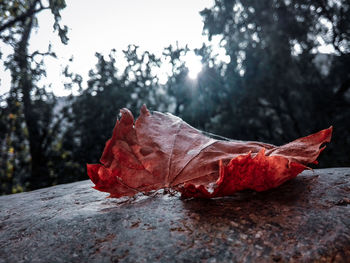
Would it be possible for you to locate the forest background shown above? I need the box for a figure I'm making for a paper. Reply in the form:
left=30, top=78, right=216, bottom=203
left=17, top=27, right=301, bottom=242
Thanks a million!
left=0, top=0, right=349, bottom=195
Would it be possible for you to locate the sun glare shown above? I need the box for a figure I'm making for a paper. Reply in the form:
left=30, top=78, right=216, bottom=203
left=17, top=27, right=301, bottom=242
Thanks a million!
left=184, top=53, right=202, bottom=79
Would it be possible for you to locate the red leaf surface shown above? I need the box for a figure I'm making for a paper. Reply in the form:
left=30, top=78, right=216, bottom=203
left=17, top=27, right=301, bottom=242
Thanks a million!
left=87, top=105, right=332, bottom=198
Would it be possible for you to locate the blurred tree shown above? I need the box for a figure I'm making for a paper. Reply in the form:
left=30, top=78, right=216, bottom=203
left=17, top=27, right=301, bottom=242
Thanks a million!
left=163, top=44, right=226, bottom=132
left=199, top=0, right=350, bottom=166
left=162, top=45, right=192, bottom=116
left=0, top=0, right=68, bottom=192
left=0, top=93, right=30, bottom=194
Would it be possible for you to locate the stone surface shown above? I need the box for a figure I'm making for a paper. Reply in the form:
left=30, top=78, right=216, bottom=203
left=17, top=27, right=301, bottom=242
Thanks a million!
left=1, top=168, right=350, bottom=263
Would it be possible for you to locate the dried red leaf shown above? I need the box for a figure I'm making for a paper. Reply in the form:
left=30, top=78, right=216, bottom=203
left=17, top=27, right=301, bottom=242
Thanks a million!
left=87, top=105, right=332, bottom=198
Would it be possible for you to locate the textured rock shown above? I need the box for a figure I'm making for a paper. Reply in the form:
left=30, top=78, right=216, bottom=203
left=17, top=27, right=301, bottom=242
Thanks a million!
left=1, top=168, right=350, bottom=263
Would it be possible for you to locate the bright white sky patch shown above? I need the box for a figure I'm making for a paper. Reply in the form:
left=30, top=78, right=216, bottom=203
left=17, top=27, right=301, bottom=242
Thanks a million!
left=184, top=52, right=202, bottom=79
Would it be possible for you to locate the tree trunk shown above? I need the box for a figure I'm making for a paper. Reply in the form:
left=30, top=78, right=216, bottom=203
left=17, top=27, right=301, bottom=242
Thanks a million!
left=14, top=17, right=50, bottom=190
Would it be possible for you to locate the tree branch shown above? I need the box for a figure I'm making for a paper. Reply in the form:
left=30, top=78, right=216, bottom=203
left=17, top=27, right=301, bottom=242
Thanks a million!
left=0, top=0, right=48, bottom=34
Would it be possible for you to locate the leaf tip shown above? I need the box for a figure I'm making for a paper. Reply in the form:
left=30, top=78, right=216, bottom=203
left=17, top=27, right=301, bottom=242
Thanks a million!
left=119, top=108, right=134, bottom=125
left=140, top=104, right=150, bottom=116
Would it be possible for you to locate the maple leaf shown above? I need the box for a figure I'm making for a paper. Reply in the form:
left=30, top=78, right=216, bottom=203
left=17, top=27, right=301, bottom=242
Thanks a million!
left=87, top=105, right=332, bottom=198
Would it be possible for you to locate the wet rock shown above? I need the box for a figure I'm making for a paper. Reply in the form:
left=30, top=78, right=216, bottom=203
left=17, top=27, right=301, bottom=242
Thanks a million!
left=1, top=168, right=350, bottom=262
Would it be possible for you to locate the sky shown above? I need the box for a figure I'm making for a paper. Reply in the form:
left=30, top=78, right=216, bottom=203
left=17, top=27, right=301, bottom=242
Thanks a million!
left=0, top=0, right=215, bottom=96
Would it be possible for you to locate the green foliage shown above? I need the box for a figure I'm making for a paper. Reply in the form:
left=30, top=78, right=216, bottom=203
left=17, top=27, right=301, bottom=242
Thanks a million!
left=0, top=96, right=30, bottom=194
left=0, top=0, right=68, bottom=193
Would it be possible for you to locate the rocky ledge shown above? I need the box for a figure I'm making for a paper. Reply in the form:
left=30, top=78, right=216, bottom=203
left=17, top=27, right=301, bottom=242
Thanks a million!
left=1, top=168, right=350, bottom=262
